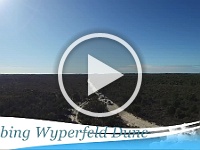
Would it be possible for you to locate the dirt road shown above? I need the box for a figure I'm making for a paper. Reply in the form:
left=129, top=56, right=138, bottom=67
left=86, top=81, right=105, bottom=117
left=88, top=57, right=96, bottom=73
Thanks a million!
left=107, top=103, right=158, bottom=128
left=69, top=101, right=88, bottom=124
left=87, top=79, right=158, bottom=128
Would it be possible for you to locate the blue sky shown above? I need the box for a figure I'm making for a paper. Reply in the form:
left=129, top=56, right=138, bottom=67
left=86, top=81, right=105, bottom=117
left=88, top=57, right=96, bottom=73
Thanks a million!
left=0, top=0, right=200, bottom=73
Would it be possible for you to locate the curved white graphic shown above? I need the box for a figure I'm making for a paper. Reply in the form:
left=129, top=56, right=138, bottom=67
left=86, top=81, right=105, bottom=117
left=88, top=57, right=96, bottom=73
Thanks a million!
left=0, top=117, right=199, bottom=149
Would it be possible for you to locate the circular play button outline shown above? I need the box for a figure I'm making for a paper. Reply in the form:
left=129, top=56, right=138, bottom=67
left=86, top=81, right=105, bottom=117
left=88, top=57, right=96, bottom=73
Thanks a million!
left=58, top=33, right=142, bottom=117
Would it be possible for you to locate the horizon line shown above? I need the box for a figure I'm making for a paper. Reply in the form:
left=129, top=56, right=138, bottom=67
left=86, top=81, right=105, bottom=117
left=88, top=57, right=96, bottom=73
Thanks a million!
left=0, top=72, right=200, bottom=75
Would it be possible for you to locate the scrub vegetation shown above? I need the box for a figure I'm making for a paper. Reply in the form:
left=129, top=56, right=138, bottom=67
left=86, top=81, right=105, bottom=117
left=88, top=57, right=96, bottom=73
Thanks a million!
left=0, top=74, right=199, bottom=126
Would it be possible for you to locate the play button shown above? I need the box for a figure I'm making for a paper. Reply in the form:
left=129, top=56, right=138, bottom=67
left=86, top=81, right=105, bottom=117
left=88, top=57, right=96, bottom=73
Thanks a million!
left=88, top=55, right=123, bottom=96
left=58, top=33, right=142, bottom=117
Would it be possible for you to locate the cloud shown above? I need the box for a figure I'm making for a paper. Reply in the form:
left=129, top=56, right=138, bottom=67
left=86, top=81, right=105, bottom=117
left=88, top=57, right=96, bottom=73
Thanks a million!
left=118, top=65, right=200, bottom=73
left=118, top=64, right=137, bottom=73
left=0, top=66, right=52, bottom=74
left=1, top=65, right=200, bottom=74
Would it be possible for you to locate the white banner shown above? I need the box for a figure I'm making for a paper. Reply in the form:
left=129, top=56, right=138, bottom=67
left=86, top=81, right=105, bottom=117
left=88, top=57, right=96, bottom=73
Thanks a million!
left=0, top=117, right=199, bottom=149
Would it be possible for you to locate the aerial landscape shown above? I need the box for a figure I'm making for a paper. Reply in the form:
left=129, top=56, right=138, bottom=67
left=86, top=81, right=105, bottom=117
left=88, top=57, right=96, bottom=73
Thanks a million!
left=0, top=0, right=200, bottom=149
left=0, top=73, right=199, bottom=128
left=0, top=0, right=199, bottom=128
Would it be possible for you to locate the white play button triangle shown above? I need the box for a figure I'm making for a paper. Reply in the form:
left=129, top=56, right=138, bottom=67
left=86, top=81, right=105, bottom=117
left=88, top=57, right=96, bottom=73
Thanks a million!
left=88, top=55, right=124, bottom=96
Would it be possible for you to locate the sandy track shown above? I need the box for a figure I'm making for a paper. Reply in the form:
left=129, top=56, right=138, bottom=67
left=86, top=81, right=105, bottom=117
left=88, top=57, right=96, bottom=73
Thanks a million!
left=107, top=103, right=158, bottom=128
left=70, top=79, right=158, bottom=128
left=69, top=101, right=88, bottom=124
left=88, top=79, right=158, bottom=128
